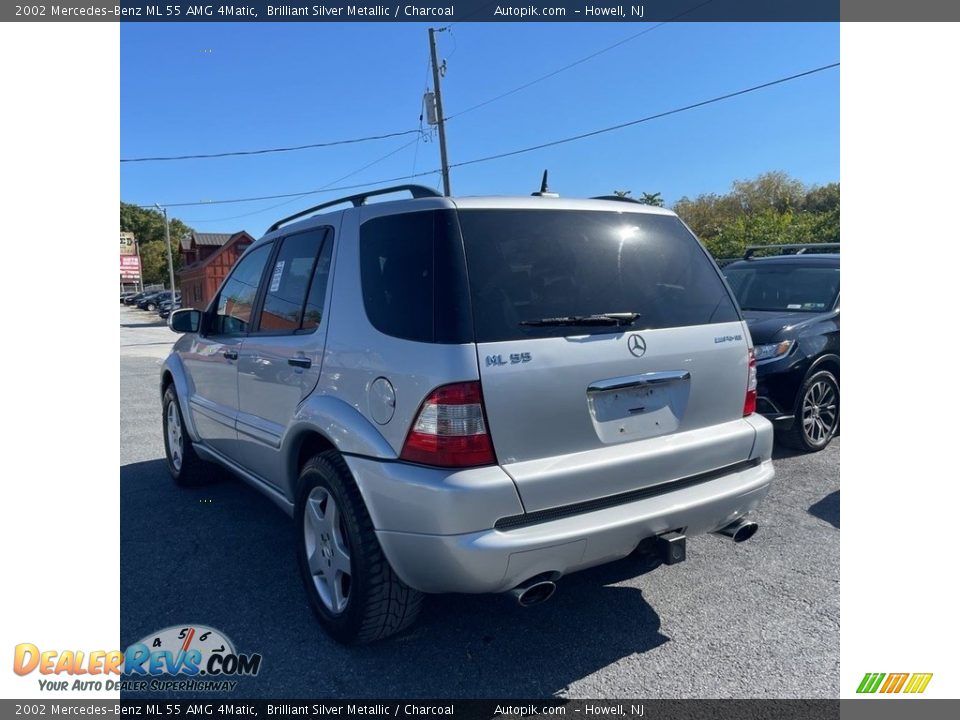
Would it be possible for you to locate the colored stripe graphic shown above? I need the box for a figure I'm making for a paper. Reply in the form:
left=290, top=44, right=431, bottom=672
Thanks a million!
left=880, top=673, right=909, bottom=693
left=857, top=672, right=933, bottom=694
left=857, top=673, right=885, bottom=693
left=904, top=673, right=933, bottom=694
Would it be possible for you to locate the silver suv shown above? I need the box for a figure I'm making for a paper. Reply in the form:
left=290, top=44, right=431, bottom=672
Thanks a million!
left=162, top=185, right=774, bottom=644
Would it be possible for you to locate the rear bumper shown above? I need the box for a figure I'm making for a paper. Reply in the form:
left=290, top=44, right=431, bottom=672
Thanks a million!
left=373, top=458, right=774, bottom=594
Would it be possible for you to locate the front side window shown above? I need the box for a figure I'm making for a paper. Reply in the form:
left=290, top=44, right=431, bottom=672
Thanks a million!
left=212, top=243, right=271, bottom=336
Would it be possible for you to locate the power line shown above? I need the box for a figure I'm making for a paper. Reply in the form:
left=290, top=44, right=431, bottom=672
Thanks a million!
left=120, top=128, right=421, bottom=163
left=449, top=62, right=840, bottom=169
left=125, top=4, right=707, bottom=165
left=181, top=137, right=422, bottom=223
left=141, top=168, right=439, bottom=209
left=444, top=0, right=717, bottom=122
left=140, top=62, right=838, bottom=209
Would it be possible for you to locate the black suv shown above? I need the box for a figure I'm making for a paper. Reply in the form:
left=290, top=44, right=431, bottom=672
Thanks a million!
left=723, top=244, right=839, bottom=452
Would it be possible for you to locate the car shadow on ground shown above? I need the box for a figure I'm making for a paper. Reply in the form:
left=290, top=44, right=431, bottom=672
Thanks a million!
left=121, top=458, right=669, bottom=698
left=772, top=444, right=809, bottom=461
left=121, top=321, right=167, bottom=328
left=809, top=490, right=839, bottom=529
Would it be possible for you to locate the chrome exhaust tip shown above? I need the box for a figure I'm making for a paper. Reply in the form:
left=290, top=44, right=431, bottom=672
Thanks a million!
left=713, top=517, right=759, bottom=543
left=508, top=579, right=557, bottom=607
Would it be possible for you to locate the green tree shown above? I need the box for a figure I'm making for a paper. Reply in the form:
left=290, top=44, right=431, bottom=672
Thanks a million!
left=672, top=172, right=839, bottom=259
left=730, top=171, right=806, bottom=213
left=120, top=202, right=193, bottom=287
left=639, top=191, right=664, bottom=207
left=139, top=241, right=173, bottom=287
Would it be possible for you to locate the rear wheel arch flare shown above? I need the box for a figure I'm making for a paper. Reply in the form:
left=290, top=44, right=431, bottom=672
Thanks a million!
left=291, top=430, right=337, bottom=488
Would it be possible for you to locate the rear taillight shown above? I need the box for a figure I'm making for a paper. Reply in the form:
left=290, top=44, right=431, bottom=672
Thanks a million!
left=400, top=381, right=496, bottom=468
left=744, top=348, right=758, bottom=416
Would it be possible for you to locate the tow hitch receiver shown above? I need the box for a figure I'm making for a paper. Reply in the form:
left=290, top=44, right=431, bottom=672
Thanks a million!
left=655, top=531, right=687, bottom=565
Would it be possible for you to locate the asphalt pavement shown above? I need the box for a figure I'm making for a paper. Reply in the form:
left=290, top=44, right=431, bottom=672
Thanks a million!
left=119, top=305, right=839, bottom=698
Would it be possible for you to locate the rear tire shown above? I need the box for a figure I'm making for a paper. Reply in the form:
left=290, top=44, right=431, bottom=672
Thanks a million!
left=295, top=451, right=423, bottom=644
left=147, top=302, right=157, bottom=311
left=162, top=385, right=213, bottom=486
left=779, top=369, right=839, bottom=452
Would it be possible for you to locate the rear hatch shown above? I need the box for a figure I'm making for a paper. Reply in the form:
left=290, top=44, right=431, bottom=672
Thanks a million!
left=457, top=205, right=756, bottom=512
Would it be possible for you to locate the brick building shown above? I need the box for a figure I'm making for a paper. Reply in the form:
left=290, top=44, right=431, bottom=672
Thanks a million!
left=178, top=231, right=254, bottom=309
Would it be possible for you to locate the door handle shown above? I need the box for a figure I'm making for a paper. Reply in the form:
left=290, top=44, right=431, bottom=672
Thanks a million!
left=222, top=349, right=238, bottom=361
left=288, top=357, right=312, bottom=369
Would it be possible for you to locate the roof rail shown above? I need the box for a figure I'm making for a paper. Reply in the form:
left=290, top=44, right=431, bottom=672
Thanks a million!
left=591, top=195, right=645, bottom=204
left=267, top=184, right=443, bottom=233
left=744, top=243, right=840, bottom=259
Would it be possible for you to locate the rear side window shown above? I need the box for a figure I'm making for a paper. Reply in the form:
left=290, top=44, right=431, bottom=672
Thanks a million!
left=359, top=210, right=471, bottom=343
left=257, top=229, right=330, bottom=333
left=458, top=210, right=739, bottom=342
left=301, top=235, right=334, bottom=331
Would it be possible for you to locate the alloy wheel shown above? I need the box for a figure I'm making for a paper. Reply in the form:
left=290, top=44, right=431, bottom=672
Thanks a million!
left=801, top=378, right=838, bottom=446
left=166, top=402, right=183, bottom=471
left=303, top=487, right=352, bottom=614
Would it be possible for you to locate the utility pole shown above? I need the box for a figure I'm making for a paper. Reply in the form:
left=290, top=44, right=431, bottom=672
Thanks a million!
left=134, top=236, right=144, bottom=293
left=428, top=27, right=452, bottom=196
left=156, top=204, right=177, bottom=300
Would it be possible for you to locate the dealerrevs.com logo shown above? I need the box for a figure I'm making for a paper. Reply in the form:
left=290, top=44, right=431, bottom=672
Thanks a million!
left=13, top=624, right=262, bottom=693
left=857, top=672, right=933, bottom=694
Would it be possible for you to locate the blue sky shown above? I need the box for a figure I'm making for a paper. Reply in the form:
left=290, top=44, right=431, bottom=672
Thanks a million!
left=121, top=22, right=839, bottom=236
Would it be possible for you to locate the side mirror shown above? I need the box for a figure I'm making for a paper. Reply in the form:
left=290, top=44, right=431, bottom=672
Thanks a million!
left=169, top=308, right=201, bottom=334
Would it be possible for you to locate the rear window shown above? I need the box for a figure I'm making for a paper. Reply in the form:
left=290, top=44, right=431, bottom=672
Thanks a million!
left=458, top=209, right=740, bottom=342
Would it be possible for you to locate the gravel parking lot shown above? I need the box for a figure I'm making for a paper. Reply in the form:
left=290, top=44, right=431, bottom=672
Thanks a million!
left=119, top=305, right=839, bottom=698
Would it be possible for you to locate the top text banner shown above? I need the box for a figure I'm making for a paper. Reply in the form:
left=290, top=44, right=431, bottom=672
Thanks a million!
left=6, top=0, right=957, bottom=21
left=2, top=1, right=881, bottom=23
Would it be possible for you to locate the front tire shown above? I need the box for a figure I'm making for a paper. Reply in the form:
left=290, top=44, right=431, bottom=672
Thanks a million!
left=780, top=369, right=839, bottom=452
left=162, top=385, right=210, bottom=486
left=295, top=451, right=423, bottom=644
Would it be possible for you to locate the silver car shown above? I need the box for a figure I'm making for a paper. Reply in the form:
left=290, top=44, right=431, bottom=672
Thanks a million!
left=161, top=185, right=774, bottom=644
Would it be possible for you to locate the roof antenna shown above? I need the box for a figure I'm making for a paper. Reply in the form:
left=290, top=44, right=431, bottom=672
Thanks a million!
left=531, top=169, right=559, bottom=198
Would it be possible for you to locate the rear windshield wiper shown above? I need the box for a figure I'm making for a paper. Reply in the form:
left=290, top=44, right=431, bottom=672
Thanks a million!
left=520, top=312, right=640, bottom=327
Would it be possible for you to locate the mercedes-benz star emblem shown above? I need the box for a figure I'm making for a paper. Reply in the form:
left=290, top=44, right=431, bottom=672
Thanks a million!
left=628, top=334, right=647, bottom=358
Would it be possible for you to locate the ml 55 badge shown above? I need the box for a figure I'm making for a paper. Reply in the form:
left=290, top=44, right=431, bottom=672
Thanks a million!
left=13, top=624, right=261, bottom=692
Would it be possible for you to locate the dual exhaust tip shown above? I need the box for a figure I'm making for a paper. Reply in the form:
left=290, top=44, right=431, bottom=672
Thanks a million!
left=506, top=517, right=758, bottom=607
left=508, top=576, right=557, bottom=607
left=713, top=517, right=759, bottom=543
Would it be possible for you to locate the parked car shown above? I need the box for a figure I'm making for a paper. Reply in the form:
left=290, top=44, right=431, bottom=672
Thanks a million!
left=161, top=185, right=775, bottom=644
left=158, top=296, right=181, bottom=320
left=723, top=244, right=839, bottom=452
left=120, top=291, right=138, bottom=304
left=124, top=291, right=148, bottom=306
left=138, top=291, right=171, bottom=311
left=157, top=293, right=181, bottom=310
